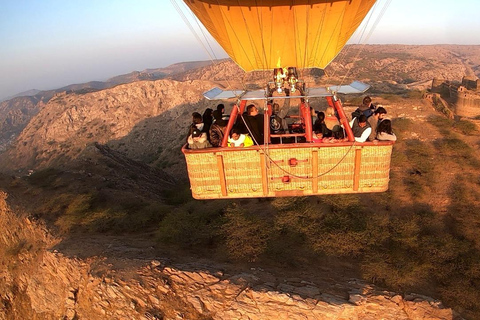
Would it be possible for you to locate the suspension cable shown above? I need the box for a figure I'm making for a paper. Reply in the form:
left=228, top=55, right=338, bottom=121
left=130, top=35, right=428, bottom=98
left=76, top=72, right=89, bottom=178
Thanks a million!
left=334, top=0, right=393, bottom=85
left=171, top=0, right=244, bottom=95
left=170, top=0, right=217, bottom=64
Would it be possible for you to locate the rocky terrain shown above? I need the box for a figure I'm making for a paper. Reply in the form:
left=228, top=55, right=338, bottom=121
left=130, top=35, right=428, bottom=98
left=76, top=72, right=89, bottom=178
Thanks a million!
left=0, top=45, right=479, bottom=319
left=0, top=45, right=478, bottom=174
left=0, top=192, right=461, bottom=319
left=0, top=59, right=216, bottom=159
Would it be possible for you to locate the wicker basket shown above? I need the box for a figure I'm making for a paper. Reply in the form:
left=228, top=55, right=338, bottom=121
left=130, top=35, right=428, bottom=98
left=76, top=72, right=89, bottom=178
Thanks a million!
left=183, top=142, right=393, bottom=199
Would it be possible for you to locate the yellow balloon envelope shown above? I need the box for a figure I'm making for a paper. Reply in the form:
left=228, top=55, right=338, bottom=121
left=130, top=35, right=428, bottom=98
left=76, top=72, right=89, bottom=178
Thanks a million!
left=183, top=0, right=377, bottom=71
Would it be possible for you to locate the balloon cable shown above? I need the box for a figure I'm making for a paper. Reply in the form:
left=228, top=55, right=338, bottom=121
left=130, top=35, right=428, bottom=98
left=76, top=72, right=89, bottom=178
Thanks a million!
left=335, top=0, right=393, bottom=86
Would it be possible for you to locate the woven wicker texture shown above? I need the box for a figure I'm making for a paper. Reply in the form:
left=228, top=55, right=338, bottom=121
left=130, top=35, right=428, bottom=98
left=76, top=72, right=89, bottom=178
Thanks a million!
left=185, top=152, right=222, bottom=197
left=266, top=148, right=312, bottom=192
left=222, top=150, right=263, bottom=195
left=317, top=146, right=356, bottom=192
left=358, top=145, right=392, bottom=191
left=184, top=144, right=393, bottom=199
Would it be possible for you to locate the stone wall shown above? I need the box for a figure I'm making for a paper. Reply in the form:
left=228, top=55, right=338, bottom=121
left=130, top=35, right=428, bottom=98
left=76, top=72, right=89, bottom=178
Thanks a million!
left=462, top=76, right=480, bottom=92
left=455, top=87, right=480, bottom=118
left=431, top=78, right=480, bottom=118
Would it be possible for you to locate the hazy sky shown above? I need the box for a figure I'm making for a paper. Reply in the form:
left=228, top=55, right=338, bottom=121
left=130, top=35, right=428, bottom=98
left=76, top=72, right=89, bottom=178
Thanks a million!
left=1, top=0, right=479, bottom=100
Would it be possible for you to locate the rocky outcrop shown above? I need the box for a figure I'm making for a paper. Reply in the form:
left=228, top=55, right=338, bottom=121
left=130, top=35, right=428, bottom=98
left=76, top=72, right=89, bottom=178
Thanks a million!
left=0, top=79, right=217, bottom=171
left=0, top=96, right=42, bottom=151
left=0, top=191, right=462, bottom=320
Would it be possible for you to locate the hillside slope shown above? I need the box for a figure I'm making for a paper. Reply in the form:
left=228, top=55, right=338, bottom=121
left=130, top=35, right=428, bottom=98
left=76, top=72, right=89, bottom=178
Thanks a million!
left=0, top=79, right=216, bottom=173
left=0, top=191, right=461, bottom=319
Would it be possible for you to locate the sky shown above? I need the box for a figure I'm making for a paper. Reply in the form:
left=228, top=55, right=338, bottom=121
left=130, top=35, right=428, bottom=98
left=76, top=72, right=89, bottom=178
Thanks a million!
left=1, top=0, right=479, bottom=101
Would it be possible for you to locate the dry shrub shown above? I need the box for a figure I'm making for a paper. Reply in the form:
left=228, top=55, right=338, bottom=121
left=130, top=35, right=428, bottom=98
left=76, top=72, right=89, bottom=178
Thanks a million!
left=274, top=196, right=378, bottom=257
left=403, top=139, right=437, bottom=197
left=429, top=116, right=478, bottom=137
left=380, top=94, right=403, bottom=102
left=156, top=200, right=225, bottom=249
left=434, top=138, right=480, bottom=167
left=453, top=119, right=478, bottom=135
left=0, top=192, right=50, bottom=265
left=361, top=250, right=433, bottom=291
left=221, top=204, right=271, bottom=262
left=391, top=117, right=413, bottom=142
left=26, top=168, right=63, bottom=188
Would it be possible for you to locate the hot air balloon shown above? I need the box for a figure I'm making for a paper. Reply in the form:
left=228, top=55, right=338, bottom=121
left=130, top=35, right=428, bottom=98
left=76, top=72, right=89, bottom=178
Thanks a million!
left=180, top=0, right=394, bottom=199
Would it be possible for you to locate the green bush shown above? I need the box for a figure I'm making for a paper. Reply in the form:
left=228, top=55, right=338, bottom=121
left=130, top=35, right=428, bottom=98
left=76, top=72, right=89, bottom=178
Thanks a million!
left=156, top=201, right=224, bottom=249
left=161, top=184, right=194, bottom=205
left=434, top=138, right=479, bottom=167
left=221, top=204, right=271, bottom=261
left=405, top=90, right=424, bottom=99
left=434, top=137, right=471, bottom=154
left=453, top=119, right=478, bottom=135
left=380, top=94, right=402, bottom=102
left=27, top=168, right=62, bottom=188
left=428, top=116, right=478, bottom=137
left=402, top=139, right=437, bottom=197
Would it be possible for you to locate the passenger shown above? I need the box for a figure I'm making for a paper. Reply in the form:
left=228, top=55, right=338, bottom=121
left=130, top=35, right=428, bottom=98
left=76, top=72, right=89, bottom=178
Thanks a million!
left=324, top=107, right=340, bottom=131
left=187, top=128, right=212, bottom=149
left=368, top=106, right=387, bottom=141
left=376, top=119, right=397, bottom=141
left=312, top=130, right=323, bottom=143
left=243, top=104, right=264, bottom=145
left=352, top=96, right=376, bottom=119
left=228, top=128, right=253, bottom=147
left=209, top=110, right=228, bottom=147
left=187, top=112, right=205, bottom=140
left=202, top=108, right=214, bottom=136
left=216, top=103, right=225, bottom=115
left=324, top=107, right=343, bottom=138
left=313, top=112, right=332, bottom=138
left=216, top=103, right=228, bottom=120
left=349, top=114, right=372, bottom=143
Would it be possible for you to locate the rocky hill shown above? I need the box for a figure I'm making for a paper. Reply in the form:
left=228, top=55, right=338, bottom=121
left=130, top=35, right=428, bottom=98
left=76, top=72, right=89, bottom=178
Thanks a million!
left=2, top=45, right=480, bottom=174
left=1, top=45, right=479, bottom=165
left=0, top=79, right=217, bottom=173
left=0, top=192, right=462, bottom=319
left=329, top=45, right=480, bottom=82
left=0, top=60, right=216, bottom=155
left=0, top=96, right=45, bottom=152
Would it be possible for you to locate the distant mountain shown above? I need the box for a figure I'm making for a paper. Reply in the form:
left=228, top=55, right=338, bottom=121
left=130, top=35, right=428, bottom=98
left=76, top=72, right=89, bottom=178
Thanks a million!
left=0, top=60, right=221, bottom=154
left=0, top=89, right=42, bottom=102
left=2, top=60, right=220, bottom=103
left=0, top=96, right=43, bottom=152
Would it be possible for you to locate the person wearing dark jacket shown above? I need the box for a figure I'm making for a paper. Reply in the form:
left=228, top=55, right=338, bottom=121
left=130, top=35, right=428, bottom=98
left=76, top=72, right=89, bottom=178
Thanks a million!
left=202, top=108, right=213, bottom=137
left=349, top=114, right=372, bottom=142
left=209, top=110, right=228, bottom=147
left=352, top=96, right=376, bottom=119
left=243, top=104, right=264, bottom=145
left=313, top=111, right=332, bottom=138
